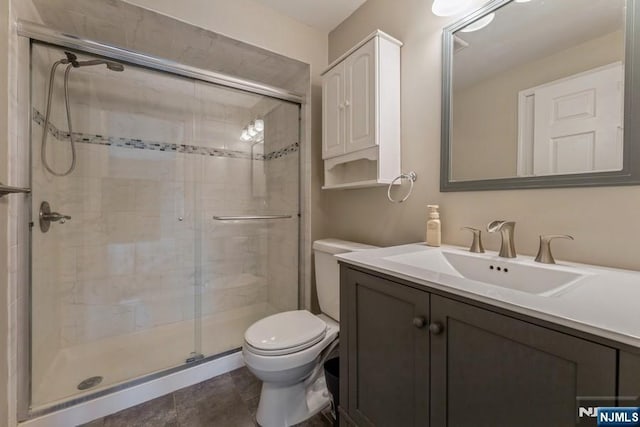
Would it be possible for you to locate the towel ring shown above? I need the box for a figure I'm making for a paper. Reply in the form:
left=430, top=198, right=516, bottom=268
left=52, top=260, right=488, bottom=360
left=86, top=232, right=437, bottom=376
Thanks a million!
left=387, top=171, right=418, bottom=203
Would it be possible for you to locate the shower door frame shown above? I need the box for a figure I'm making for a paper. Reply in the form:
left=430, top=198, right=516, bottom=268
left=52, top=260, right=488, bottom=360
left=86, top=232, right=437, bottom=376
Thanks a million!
left=17, top=22, right=304, bottom=104
left=17, top=20, right=307, bottom=421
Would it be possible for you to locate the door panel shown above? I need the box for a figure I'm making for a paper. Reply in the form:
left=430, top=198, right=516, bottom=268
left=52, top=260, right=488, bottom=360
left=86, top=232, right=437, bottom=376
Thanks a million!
left=619, top=352, right=640, bottom=407
left=345, top=39, right=376, bottom=154
left=532, top=63, right=624, bottom=175
left=346, top=269, right=429, bottom=427
left=322, top=63, right=345, bottom=159
left=430, top=295, right=616, bottom=427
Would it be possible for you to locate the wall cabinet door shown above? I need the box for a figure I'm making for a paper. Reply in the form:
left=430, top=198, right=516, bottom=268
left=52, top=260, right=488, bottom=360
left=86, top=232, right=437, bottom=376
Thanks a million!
left=344, top=269, right=429, bottom=427
left=345, top=39, right=376, bottom=154
left=430, top=294, right=617, bottom=427
left=322, top=62, right=346, bottom=159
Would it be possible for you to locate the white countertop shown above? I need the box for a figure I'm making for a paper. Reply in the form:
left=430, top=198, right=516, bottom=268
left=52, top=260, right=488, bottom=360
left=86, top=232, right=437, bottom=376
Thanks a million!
left=336, top=243, right=640, bottom=349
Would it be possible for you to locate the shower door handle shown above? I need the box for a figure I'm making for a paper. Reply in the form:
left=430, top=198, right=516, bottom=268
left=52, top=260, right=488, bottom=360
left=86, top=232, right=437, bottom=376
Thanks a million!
left=39, top=201, right=71, bottom=232
left=213, top=215, right=292, bottom=221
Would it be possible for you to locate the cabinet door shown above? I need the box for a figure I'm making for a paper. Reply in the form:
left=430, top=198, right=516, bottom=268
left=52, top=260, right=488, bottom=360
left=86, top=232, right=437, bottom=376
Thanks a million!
left=345, top=269, right=429, bottom=427
left=322, top=62, right=345, bottom=159
left=345, top=38, right=376, bottom=154
left=430, top=295, right=617, bottom=427
left=619, top=352, right=640, bottom=407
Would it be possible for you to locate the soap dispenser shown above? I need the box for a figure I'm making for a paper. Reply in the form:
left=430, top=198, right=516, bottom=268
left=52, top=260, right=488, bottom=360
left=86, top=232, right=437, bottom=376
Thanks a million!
left=426, top=205, right=441, bottom=247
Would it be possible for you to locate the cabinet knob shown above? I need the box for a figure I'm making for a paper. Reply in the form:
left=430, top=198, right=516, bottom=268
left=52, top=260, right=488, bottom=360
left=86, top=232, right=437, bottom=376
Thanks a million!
left=429, top=322, right=444, bottom=335
left=413, top=316, right=427, bottom=329
left=339, top=103, right=345, bottom=110
left=345, top=100, right=351, bottom=107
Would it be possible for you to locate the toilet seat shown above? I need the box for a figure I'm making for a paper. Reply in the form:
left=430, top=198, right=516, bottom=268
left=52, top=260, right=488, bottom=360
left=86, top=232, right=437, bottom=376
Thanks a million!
left=245, top=310, right=327, bottom=356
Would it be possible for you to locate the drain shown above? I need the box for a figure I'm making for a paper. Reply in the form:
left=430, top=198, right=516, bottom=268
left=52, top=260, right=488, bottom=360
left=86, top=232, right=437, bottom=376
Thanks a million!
left=77, top=376, right=103, bottom=391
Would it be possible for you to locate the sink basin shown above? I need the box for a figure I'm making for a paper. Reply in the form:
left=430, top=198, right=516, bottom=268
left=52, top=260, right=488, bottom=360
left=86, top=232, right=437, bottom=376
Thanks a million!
left=383, top=248, right=589, bottom=296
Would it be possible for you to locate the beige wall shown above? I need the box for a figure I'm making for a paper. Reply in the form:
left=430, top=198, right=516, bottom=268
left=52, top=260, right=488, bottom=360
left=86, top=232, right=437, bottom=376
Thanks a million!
left=452, top=30, right=624, bottom=181
left=0, top=0, right=9, bottom=422
left=124, top=0, right=330, bottom=310
left=327, top=0, right=640, bottom=271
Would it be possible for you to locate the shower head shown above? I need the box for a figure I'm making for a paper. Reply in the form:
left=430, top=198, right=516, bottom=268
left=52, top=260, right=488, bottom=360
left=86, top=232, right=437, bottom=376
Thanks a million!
left=74, top=59, right=125, bottom=72
left=106, top=62, right=125, bottom=72
left=60, top=52, right=124, bottom=72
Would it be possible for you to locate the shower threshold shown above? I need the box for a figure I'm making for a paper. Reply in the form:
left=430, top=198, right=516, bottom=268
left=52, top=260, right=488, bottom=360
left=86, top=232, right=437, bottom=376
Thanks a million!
left=30, top=302, right=277, bottom=411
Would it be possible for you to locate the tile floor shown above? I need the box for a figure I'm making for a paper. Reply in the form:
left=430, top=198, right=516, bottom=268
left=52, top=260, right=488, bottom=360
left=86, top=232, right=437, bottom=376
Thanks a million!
left=79, top=367, right=334, bottom=427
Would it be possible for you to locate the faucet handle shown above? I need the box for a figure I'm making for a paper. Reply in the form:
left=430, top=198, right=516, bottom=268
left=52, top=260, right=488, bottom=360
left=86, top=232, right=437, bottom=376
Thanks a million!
left=461, top=227, right=485, bottom=253
left=487, top=220, right=515, bottom=232
left=535, top=234, right=574, bottom=264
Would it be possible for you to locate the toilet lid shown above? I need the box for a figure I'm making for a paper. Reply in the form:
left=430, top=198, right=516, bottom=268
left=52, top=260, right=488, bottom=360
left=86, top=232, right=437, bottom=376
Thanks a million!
left=245, top=310, right=327, bottom=355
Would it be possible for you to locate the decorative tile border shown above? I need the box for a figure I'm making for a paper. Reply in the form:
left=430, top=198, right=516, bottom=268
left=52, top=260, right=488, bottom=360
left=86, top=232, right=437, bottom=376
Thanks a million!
left=33, top=109, right=299, bottom=161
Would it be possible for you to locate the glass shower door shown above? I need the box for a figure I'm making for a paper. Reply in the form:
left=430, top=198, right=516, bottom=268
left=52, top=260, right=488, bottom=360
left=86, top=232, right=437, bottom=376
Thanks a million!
left=29, top=40, right=302, bottom=411
left=30, top=43, right=199, bottom=409
left=192, top=82, right=301, bottom=358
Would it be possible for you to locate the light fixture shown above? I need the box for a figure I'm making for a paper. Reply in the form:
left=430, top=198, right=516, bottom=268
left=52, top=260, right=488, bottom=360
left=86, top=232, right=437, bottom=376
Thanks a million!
left=460, top=12, right=495, bottom=32
left=239, top=119, right=265, bottom=143
left=432, top=0, right=472, bottom=17
left=240, top=128, right=252, bottom=142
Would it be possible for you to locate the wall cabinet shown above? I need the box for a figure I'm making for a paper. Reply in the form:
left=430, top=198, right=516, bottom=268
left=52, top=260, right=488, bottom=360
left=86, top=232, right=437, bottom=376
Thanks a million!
left=322, top=31, right=402, bottom=190
left=339, top=265, right=640, bottom=427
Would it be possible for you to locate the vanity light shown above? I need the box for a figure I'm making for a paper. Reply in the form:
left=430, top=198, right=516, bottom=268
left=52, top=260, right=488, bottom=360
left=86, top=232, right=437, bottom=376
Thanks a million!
left=432, top=0, right=472, bottom=17
left=460, top=12, right=495, bottom=32
left=254, top=119, right=264, bottom=132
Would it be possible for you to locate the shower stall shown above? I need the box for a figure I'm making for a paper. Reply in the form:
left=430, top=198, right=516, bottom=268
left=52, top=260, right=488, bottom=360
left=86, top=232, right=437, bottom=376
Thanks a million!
left=26, top=34, right=302, bottom=412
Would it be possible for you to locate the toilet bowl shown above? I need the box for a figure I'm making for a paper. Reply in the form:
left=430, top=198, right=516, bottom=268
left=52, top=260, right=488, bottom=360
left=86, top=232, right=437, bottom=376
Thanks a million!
left=243, top=239, right=377, bottom=427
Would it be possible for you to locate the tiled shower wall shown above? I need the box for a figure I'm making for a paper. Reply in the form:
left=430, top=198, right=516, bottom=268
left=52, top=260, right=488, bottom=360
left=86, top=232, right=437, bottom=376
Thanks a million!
left=30, top=44, right=299, bottom=382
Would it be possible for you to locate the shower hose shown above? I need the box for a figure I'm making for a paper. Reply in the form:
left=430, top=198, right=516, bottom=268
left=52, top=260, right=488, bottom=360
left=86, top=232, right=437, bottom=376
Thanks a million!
left=41, top=60, right=77, bottom=177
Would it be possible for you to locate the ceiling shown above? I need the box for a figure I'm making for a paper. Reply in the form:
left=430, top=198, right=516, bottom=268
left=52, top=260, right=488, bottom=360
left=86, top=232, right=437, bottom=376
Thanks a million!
left=252, top=0, right=367, bottom=32
left=453, top=0, right=625, bottom=90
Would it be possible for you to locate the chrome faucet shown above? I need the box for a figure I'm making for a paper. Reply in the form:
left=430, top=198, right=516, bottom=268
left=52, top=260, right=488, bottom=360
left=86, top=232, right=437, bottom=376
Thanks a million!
left=487, top=220, right=516, bottom=258
left=535, top=235, right=574, bottom=264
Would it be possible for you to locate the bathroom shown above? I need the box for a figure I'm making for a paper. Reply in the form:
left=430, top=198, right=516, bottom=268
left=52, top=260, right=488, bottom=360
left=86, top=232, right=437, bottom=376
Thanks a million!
left=0, top=0, right=639, bottom=426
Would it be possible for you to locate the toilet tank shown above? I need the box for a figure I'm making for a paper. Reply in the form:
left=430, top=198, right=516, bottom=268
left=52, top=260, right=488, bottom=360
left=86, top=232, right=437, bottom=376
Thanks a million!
left=313, top=239, right=378, bottom=321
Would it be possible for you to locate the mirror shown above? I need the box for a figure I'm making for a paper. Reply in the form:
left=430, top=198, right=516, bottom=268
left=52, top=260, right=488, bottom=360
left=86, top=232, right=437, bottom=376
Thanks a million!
left=441, top=0, right=640, bottom=191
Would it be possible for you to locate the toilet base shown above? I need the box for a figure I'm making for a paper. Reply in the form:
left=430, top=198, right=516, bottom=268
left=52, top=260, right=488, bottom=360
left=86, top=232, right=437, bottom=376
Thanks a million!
left=256, top=374, right=331, bottom=427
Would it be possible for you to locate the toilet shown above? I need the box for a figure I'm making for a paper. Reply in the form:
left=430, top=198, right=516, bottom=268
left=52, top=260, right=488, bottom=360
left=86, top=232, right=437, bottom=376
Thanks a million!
left=243, top=239, right=377, bottom=427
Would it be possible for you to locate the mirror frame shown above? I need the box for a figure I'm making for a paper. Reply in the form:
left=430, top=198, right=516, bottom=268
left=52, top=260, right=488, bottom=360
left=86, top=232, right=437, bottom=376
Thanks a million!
left=441, top=0, right=640, bottom=191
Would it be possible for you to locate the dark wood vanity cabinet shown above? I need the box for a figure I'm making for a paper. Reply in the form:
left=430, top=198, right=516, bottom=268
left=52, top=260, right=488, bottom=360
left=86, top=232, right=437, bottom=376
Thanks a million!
left=339, top=265, right=637, bottom=427
left=341, top=268, right=430, bottom=427
left=430, top=294, right=615, bottom=427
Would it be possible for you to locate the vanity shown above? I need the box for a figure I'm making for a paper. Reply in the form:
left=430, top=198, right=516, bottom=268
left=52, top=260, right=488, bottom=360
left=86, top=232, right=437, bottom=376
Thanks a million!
left=336, top=245, right=640, bottom=427
left=331, top=0, right=640, bottom=424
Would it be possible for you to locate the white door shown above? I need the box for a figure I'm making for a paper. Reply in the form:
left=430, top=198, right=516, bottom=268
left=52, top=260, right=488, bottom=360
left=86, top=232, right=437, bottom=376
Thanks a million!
left=531, top=63, right=623, bottom=175
left=345, top=38, right=376, bottom=154
left=323, top=62, right=346, bottom=159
